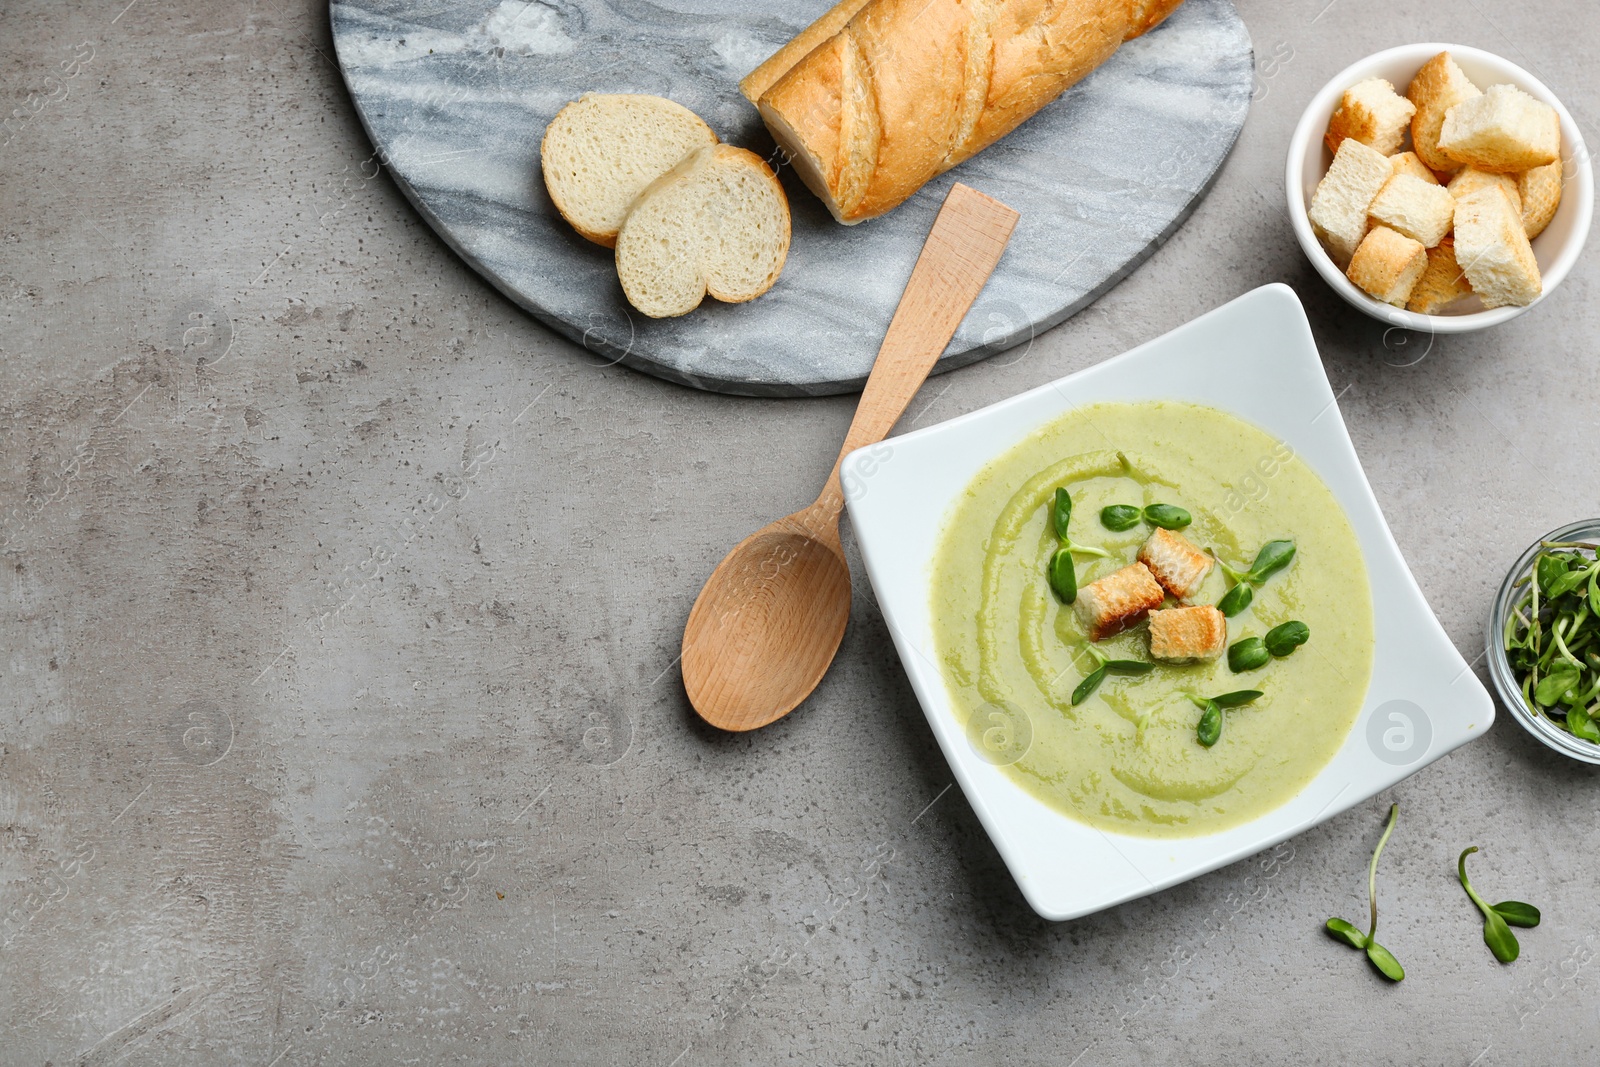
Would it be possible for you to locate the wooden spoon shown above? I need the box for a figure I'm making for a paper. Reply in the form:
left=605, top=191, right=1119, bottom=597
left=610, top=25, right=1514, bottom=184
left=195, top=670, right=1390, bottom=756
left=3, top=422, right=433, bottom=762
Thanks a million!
left=682, top=183, right=1019, bottom=732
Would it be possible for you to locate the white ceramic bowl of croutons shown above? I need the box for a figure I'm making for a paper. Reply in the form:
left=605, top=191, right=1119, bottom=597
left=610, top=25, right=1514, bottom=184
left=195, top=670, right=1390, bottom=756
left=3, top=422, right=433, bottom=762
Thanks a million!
left=1287, top=43, right=1592, bottom=333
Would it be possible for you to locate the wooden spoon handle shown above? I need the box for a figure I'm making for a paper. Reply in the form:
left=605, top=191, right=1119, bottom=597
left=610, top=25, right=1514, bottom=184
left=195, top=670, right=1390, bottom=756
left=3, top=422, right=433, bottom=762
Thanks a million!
left=811, top=183, right=1018, bottom=523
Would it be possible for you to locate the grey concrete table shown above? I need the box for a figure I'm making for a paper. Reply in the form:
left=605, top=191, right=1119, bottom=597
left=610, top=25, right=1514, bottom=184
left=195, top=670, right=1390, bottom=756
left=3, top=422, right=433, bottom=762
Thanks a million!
left=1, top=2, right=1597, bottom=1064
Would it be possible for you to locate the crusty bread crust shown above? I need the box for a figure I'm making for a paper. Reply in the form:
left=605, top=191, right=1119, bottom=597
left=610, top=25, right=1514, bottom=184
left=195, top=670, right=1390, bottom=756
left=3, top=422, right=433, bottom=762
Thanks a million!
left=1125, top=0, right=1186, bottom=38
left=740, top=0, right=873, bottom=105
left=755, top=0, right=1181, bottom=223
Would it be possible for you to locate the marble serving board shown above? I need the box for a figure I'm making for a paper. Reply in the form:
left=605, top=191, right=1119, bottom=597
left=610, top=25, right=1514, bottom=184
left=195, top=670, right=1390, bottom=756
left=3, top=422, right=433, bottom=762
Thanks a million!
left=330, top=0, right=1253, bottom=396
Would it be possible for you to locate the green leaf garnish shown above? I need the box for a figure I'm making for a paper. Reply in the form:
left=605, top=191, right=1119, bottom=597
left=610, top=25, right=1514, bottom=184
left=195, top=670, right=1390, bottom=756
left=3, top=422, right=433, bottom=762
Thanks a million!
left=1048, top=546, right=1077, bottom=604
left=1142, top=503, right=1192, bottom=530
left=1051, top=488, right=1073, bottom=542
left=1264, top=620, right=1310, bottom=657
left=1099, top=504, right=1143, bottom=532
left=1492, top=901, right=1542, bottom=928
left=1246, top=540, right=1297, bottom=582
left=1324, top=917, right=1367, bottom=949
left=1365, top=942, right=1406, bottom=982
left=1227, top=637, right=1270, bottom=673
left=1072, top=665, right=1107, bottom=706
left=1569, top=704, right=1600, bottom=743
left=1534, top=666, right=1580, bottom=706
left=1217, top=582, right=1253, bottom=617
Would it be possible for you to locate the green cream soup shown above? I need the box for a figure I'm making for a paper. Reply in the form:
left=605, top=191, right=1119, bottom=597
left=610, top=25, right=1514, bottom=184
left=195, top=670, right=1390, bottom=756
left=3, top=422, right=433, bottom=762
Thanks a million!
left=931, top=401, right=1373, bottom=838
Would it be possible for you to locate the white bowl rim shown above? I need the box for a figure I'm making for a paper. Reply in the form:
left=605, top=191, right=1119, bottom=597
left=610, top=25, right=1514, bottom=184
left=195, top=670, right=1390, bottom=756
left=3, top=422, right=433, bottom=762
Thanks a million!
left=1285, top=41, right=1594, bottom=334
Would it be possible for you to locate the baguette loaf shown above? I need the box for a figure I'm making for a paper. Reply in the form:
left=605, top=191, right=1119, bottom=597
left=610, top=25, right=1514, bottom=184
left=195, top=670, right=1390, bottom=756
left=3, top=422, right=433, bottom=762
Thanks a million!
left=745, top=0, right=1186, bottom=223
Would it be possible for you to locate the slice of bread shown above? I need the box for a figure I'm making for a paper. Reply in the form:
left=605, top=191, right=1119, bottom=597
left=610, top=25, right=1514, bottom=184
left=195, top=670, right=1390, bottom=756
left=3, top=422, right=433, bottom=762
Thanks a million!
left=1406, top=237, right=1473, bottom=314
left=1389, top=151, right=1441, bottom=185
left=1447, top=168, right=1522, bottom=215
left=1309, top=138, right=1394, bottom=268
left=614, top=144, right=791, bottom=318
left=1518, top=160, right=1563, bottom=238
left=1453, top=186, right=1541, bottom=308
left=1438, top=84, right=1560, bottom=172
left=1347, top=226, right=1428, bottom=307
left=1408, top=52, right=1481, bottom=173
left=1326, top=78, right=1416, bottom=156
left=541, top=94, right=718, bottom=248
left=1368, top=173, right=1455, bottom=247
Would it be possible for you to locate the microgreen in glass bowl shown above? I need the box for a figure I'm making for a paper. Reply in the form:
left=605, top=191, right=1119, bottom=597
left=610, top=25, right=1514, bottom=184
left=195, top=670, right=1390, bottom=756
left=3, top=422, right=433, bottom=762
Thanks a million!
left=1489, top=520, right=1600, bottom=764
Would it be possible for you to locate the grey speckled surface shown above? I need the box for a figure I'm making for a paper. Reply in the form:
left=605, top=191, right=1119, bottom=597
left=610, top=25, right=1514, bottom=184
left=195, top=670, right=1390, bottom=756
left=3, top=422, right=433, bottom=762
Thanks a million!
left=2, top=0, right=1600, bottom=1064
left=329, top=0, right=1251, bottom=395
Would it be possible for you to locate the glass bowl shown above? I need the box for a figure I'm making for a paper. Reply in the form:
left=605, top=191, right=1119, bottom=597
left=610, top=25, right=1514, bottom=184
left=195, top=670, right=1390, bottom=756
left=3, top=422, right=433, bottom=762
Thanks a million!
left=1488, top=519, right=1600, bottom=765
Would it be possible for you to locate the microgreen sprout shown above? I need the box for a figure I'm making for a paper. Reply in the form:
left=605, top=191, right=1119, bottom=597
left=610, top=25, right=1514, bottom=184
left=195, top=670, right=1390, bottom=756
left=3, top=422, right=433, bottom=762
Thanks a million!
left=1325, top=804, right=1405, bottom=982
left=1457, top=847, right=1541, bottom=964
left=1046, top=488, right=1109, bottom=604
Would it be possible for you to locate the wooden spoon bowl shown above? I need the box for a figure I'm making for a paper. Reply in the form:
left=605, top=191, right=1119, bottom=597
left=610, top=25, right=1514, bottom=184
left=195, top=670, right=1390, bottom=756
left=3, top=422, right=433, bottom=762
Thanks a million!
left=681, top=515, right=852, bottom=731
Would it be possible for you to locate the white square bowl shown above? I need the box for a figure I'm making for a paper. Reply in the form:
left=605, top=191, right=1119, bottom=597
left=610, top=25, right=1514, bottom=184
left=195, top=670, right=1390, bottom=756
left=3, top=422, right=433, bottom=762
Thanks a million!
left=842, top=283, right=1493, bottom=921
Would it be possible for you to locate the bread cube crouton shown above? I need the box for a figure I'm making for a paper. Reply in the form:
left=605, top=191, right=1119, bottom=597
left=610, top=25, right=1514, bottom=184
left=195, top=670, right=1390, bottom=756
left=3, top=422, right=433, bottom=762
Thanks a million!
left=1518, top=160, right=1563, bottom=238
left=1438, top=84, right=1560, bottom=172
left=1309, top=138, right=1394, bottom=268
left=1447, top=168, right=1522, bottom=215
left=1138, top=528, right=1213, bottom=600
left=1453, top=186, right=1542, bottom=308
left=1405, top=238, right=1473, bottom=314
left=1326, top=78, right=1417, bottom=156
left=1148, top=606, right=1228, bottom=663
left=1347, top=226, right=1429, bottom=307
left=1367, top=174, right=1455, bottom=247
left=1389, top=151, right=1441, bottom=185
left=1073, top=563, right=1165, bottom=642
left=1408, top=51, right=1481, bottom=173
